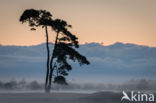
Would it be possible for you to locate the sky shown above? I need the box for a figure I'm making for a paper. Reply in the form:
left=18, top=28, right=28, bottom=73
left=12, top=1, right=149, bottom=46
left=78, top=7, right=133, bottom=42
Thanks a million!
left=0, top=0, right=156, bottom=46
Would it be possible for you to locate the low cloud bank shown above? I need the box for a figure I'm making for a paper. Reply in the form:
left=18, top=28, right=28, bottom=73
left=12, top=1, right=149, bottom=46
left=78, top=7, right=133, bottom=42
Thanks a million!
left=0, top=79, right=156, bottom=91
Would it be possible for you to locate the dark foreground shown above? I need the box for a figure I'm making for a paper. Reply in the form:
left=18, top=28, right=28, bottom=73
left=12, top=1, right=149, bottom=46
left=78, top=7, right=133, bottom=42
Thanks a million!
left=0, top=92, right=154, bottom=103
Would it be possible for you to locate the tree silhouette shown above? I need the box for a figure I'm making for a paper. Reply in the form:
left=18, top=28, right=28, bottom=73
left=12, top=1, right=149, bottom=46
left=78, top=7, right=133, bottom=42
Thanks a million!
left=20, top=9, right=90, bottom=93
left=47, top=19, right=90, bottom=91
left=19, top=9, right=53, bottom=92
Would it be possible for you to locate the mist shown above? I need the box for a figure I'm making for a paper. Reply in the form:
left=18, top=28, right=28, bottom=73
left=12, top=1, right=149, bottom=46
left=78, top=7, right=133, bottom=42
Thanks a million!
left=0, top=78, right=156, bottom=93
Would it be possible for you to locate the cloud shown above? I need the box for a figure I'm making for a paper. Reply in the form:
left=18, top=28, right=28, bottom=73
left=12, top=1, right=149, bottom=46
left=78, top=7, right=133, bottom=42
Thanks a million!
left=0, top=42, right=156, bottom=80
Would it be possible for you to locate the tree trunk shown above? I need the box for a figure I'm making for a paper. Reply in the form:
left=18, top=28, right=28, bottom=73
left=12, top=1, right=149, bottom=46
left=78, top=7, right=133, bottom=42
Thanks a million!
left=47, top=32, right=59, bottom=92
left=45, top=26, right=50, bottom=93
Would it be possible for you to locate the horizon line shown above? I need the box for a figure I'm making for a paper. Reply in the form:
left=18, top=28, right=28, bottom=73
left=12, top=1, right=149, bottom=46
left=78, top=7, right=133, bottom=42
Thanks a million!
left=0, top=42, right=155, bottom=47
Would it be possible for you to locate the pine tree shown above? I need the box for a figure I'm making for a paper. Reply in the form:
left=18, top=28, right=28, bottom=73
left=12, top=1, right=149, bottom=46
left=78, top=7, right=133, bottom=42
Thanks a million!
left=47, top=19, right=90, bottom=91
left=20, top=9, right=90, bottom=93
left=19, top=9, right=53, bottom=92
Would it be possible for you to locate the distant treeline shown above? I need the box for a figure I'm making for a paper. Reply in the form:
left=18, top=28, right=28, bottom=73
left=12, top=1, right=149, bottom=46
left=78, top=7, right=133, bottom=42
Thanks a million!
left=0, top=79, right=43, bottom=90
left=0, top=79, right=156, bottom=91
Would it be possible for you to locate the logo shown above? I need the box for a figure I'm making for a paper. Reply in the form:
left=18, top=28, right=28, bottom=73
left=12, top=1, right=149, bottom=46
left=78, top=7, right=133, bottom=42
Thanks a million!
left=121, top=91, right=155, bottom=102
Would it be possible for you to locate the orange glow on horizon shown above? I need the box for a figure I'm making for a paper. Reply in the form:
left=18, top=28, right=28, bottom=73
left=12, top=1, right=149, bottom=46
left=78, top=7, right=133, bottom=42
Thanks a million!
left=0, top=0, right=156, bottom=47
